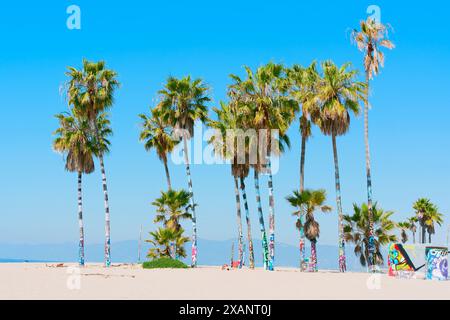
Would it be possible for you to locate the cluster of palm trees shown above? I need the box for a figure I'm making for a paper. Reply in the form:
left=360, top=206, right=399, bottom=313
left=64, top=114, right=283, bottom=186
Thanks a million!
left=53, top=60, right=119, bottom=267
left=397, top=198, right=444, bottom=245
left=54, top=17, right=404, bottom=271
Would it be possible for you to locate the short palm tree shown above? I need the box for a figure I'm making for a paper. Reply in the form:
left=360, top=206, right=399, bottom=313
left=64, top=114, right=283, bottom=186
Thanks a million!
left=139, top=106, right=177, bottom=189
left=147, top=227, right=189, bottom=259
left=152, top=189, right=192, bottom=258
left=344, top=203, right=397, bottom=268
left=397, top=221, right=410, bottom=244
left=352, top=17, right=394, bottom=268
left=152, top=189, right=192, bottom=232
left=313, top=61, right=365, bottom=272
left=65, top=59, right=119, bottom=267
left=158, top=76, right=210, bottom=267
left=53, top=111, right=95, bottom=266
left=286, top=189, right=332, bottom=271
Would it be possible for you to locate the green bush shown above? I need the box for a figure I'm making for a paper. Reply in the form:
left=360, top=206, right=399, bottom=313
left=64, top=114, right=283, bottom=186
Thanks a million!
left=142, top=257, right=189, bottom=269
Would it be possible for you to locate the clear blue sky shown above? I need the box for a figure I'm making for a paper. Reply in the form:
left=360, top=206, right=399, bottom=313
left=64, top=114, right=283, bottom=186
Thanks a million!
left=1, top=0, right=449, bottom=247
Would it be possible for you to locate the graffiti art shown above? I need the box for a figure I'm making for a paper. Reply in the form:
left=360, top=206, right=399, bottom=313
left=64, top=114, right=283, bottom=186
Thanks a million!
left=425, top=247, right=448, bottom=281
left=388, top=243, right=426, bottom=277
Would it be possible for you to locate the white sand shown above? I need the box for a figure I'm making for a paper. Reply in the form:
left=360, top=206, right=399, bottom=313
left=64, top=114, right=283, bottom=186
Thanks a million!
left=0, top=263, right=449, bottom=300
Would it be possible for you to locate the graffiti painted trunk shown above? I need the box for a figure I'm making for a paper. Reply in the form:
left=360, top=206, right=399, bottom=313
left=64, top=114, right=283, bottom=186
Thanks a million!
left=99, top=155, right=111, bottom=267
left=332, top=134, right=346, bottom=272
left=183, top=136, right=197, bottom=267
left=77, top=171, right=85, bottom=266
left=240, top=177, right=255, bottom=269
left=233, top=176, right=244, bottom=268
left=254, top=169, right=269, bottom=270
left=267, top=159, right=275, bottom=271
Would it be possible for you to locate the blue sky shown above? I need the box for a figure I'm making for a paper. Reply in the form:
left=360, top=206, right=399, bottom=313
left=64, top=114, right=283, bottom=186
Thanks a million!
left=0, top=0, right=449, bottom=249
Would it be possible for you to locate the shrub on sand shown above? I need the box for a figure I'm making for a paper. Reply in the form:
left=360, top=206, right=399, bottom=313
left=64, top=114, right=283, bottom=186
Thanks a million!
left=142, top=257, right=188, bottom=269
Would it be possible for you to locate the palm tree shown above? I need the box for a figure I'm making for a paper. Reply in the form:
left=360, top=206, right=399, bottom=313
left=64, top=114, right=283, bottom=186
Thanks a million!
left=208, top=102, right=246, bottom=268
left=397, top=221, right=410, bottom=244
left=344, top=203, right=397, bottom=268
left=288, top=62, right=320, bottom=270
left=407, top=216, right=418, bottom=244
left=229, top=63, right=297, bottom=270
left=53, top=112, right=95, bottom=266
left=424, top=205, right=444, bottom=243
left=413, top=198, right=436, bottom=244
left=158, top=76, right=210, bottom=267
left=139, top=106, right=177, bottom=189
left=312, top=61, right=365, bottom=272
left=152, top=189, right=192, bottom=258
left=152, top=189, right=192, bottom=232
left=286, top=189, right=332, bottom=271
left=65, top=59, right=119, bottom=267
left=352, top=17, right=395, bottom=269
left=147, top=227, right=189, bottom=259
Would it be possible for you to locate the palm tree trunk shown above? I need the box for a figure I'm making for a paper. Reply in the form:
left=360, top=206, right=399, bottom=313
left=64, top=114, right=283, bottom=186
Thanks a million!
left=99, top=154, right=111, bottom=267
left=299, top=133, right=306, bottom=271
left=233, top=176, right=244, bottom=268
left=299, top=216, right=306, bottom=271
left=77, top=171, right=85, bottom=266
left=412, top=230, right=415, bottom=244
left=267, top=159, right=275, bottom=271
left=300, top=134, right=306, bottom=192
left=240, top=176, right=255, bottom=269
left=421, top=224, right=426, bottom=244
left=365, top=73, right=376, bottom=272
left=254, top=169, right=269, bottom=270
left=311, top=239, right=317, bottom=272
left=332, top=134, right=346, bottom=272
left=163, top=157, right=172, bottom=190
left=92, top=121, right=111, bottom=267
left=183, top=136, right=197, bottom=267
left=429, top=232, right=432, bottom=244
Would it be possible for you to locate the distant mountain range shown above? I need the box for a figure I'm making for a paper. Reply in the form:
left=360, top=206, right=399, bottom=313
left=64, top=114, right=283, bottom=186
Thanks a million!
left=0, top=239, right=387, bottom=272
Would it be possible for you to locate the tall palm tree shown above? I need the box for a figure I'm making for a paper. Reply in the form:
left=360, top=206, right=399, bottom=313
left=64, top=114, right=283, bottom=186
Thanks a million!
left=53, top=112, right=95, bottom=266
left=344, top=203, right=397, bottom=268
left=139, top=106, right=177, bottom=189
left=407, top=216, right=418, bottom=244
left=229, top=63, right=297, bottom=270
left=158, top=76, right=210, bottom=267
left=286, top=189, right=332, bottom=271
left=288, top=62, right=320, bottom=270
left=65, top=59, right=119, bottom=267
left=413, top=198, right=435, bottom=244
left=312, top=61, right=365, bottom=272
left=352, top=17, right=395, bottom=269
left=208, top=102, right=246, bottom=268
left=424, top=205, right=444, bottom=243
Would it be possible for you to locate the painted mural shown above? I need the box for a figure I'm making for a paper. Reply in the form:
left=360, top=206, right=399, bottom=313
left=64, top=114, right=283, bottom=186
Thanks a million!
left=425, top=247, right=448, bottom=281
left=388, top=243, right=426, bottom=277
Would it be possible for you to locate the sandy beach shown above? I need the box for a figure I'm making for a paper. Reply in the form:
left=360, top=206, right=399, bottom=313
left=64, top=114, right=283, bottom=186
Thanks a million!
left=0, top=263, right=449, bottom=300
